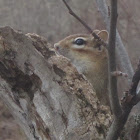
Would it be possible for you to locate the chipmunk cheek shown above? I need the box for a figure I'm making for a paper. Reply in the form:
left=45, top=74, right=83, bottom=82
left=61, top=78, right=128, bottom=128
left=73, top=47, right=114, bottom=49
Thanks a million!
left=54, top=45, right=69, bottom=57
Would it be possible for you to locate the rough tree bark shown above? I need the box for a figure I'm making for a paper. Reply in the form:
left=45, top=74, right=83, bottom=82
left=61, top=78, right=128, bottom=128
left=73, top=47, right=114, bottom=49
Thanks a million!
left=0, top=26, right=112, bottom=140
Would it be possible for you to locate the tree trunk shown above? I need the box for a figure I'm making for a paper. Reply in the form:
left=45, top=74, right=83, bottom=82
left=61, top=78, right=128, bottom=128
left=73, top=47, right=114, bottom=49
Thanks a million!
left=0, top=26, right=111, bottom=140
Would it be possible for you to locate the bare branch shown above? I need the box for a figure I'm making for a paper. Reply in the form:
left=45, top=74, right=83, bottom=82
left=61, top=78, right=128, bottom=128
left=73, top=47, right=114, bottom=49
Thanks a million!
left=107, top=0, right=122, bottom=118
left=62, top=0, right=107, bottom=47
left=95, top=0, right=134, bottom=84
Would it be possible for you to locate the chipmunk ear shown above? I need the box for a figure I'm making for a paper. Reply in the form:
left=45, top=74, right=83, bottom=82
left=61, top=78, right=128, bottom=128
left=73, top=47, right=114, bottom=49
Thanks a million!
left=97, top=30, right=109, bottom=42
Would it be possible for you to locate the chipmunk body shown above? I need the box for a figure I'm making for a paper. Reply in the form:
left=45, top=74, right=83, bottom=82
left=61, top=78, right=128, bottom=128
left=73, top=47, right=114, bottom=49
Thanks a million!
left=54, top=30, right=109, bottom=105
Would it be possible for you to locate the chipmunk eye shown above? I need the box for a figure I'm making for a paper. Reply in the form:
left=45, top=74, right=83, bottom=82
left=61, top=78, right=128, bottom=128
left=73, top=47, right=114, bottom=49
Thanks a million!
left=74, top=38, right=86, bottom=45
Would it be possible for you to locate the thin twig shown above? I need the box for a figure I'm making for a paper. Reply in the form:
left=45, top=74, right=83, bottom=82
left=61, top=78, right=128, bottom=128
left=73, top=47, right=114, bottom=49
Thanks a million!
left=111, top=71, right=128, bottom=77
left=62, top=0, right=107, bottom=47
left=62, top=0, right=93, bottom=34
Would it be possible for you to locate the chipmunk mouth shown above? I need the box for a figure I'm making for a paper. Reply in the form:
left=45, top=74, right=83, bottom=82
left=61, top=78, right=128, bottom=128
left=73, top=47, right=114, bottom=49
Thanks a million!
left=54, top=43, right=59, bottom=50
left=54, top=44, right=66, bottom=56
left=54, top=43, right=61, bottom=54
left=54, top=43, right=72, bottom=60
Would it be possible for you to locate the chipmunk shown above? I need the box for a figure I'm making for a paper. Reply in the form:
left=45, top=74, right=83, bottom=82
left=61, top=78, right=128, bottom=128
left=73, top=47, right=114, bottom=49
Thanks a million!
left=54, top=30, right=109, bottom=106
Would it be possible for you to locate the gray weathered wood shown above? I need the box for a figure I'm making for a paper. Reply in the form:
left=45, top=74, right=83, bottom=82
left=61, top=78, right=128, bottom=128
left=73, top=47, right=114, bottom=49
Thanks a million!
left=0, top=26, right=111, bottom=140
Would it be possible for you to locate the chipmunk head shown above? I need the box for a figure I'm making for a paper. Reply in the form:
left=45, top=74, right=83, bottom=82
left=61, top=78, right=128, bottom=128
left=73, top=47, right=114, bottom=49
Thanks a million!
left=54, top=30, right=109, bottom=105
left=54, top=30, right=108, bottom=74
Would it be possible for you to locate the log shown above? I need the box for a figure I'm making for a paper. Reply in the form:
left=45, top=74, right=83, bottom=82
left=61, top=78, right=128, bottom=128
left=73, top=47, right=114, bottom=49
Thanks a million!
left=0, top=26, right=111, bottom=140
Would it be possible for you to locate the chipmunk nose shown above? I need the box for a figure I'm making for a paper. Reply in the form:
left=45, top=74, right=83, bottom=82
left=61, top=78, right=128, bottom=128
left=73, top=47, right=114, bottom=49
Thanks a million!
left=54, top=43, right=60, bottom=51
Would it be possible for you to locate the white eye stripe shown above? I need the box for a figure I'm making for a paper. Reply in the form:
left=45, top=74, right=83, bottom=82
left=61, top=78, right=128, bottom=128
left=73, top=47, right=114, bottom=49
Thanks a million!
left=72, top=44, right=85, bottom=49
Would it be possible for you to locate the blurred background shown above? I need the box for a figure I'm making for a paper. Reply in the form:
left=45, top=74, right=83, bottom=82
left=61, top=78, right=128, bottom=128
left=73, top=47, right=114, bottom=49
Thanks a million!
left=0, top=0, right=139, bottom=139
